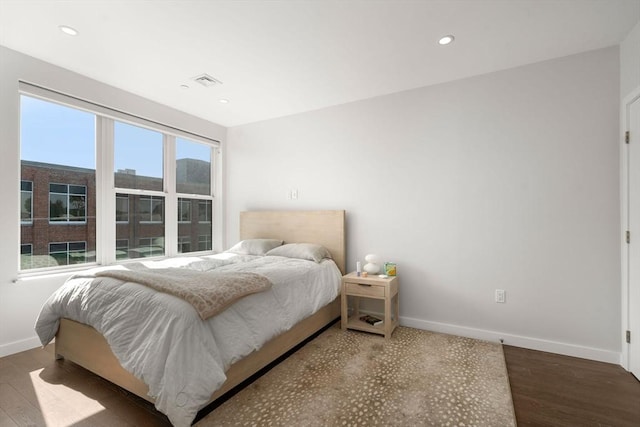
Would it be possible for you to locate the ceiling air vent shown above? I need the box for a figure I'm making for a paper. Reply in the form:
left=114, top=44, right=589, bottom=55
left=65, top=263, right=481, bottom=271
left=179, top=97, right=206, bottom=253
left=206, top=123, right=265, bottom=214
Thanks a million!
left=192, top=73, right=223, bottom=88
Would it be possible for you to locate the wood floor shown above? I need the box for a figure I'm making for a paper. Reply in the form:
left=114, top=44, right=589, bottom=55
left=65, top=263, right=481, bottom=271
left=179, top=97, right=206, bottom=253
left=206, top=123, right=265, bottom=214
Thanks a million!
left=503, top=345, right=640, bottom=426
left=0, top=344, right=171, bottom=427
left=1, top=343, right=639, bottom=426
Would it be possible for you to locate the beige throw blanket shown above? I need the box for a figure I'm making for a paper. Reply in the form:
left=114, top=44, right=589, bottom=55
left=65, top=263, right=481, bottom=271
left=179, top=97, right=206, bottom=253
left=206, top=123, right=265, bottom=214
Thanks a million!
left=95, top=268, right=273, bottom=320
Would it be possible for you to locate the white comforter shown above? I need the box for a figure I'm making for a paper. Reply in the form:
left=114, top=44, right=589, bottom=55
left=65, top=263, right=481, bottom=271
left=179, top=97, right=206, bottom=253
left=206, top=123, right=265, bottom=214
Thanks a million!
left=35, top=253, right=341, bottom=427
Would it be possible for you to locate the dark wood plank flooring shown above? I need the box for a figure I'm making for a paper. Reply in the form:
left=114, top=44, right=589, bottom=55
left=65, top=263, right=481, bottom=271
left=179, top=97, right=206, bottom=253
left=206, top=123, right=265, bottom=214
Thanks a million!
left=503, top=345, right=640, bottom=426
left=1, top=343, right=639, bottom=426
left=0, top=344, right=171, bottom=427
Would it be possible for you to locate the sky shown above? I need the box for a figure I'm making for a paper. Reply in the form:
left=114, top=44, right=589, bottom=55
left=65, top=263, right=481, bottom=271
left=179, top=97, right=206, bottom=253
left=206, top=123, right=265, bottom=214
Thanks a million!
left=20, top=95, right=210, bottom=178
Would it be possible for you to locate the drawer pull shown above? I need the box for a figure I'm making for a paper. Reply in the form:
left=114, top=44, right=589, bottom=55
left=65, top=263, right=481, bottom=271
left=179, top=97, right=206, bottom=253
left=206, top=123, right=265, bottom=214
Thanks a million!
left=358, top=284, right=372, bottom=287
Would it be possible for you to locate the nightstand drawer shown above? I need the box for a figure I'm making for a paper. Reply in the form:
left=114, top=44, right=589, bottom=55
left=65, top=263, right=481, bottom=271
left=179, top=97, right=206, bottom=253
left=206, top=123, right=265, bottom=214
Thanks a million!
left=345, top=281, right=386, bottom=297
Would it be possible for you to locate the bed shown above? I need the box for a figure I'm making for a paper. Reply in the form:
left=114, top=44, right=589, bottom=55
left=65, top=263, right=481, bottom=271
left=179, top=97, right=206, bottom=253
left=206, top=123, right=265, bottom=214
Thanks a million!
left=35, top=210, right=346, bottom=426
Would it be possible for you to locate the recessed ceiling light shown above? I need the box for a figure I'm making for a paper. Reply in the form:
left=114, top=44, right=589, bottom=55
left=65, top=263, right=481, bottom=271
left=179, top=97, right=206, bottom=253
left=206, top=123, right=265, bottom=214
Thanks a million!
left=438, top=35, right=455, bottom=45
left=180, top=84, right=190, bottom=90
left=219, top=99, right=229, bottom=104
left=59, top=25, right=78, bottom=36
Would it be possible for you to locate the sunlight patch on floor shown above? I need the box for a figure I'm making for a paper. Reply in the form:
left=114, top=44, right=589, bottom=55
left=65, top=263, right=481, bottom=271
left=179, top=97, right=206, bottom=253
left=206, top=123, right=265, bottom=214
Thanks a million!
left=30, top=369, right=107, bottom=426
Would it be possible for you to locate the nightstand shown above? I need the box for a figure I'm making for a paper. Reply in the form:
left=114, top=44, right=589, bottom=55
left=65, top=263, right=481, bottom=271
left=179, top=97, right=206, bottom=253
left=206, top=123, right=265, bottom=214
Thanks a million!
left=341, top=272, right=399, bottom=339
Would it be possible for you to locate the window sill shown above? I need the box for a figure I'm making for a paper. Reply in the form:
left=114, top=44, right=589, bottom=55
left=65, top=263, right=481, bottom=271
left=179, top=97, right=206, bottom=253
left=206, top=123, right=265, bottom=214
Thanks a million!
left=17, top=262, right=100, bottom=281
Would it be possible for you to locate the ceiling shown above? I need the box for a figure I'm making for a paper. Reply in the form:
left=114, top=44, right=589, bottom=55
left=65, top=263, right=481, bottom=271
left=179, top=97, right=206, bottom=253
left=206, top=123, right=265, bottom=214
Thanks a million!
left=1, top=0, right=638, bottom=127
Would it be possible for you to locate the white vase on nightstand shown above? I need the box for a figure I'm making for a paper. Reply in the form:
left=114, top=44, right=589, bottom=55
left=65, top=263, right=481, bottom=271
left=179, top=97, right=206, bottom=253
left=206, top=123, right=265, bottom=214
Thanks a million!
left=363, top=254, right=382, bottom=274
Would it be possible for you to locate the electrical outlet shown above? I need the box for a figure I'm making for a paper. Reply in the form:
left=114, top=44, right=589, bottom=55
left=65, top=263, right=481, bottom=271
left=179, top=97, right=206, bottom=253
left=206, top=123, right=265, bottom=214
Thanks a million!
left=291, top=189, right=298, bottom=199
left=495, top=289, right=506, bottom=303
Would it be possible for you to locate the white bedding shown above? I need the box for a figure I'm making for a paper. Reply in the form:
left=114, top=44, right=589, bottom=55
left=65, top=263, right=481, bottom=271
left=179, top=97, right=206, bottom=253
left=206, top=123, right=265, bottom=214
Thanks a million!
left=35, top=253, right=342, bottom=427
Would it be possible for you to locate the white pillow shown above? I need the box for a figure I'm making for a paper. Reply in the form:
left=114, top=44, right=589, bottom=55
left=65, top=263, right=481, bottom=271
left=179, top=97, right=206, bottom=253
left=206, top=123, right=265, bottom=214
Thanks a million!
left=226, top=239, right=283, bottom=255
left=266, top=243, right=332, bottom=263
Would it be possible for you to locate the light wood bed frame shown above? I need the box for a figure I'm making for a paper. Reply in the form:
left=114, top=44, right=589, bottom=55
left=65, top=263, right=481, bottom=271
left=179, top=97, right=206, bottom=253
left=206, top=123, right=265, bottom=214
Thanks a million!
left=55, top=210, right=345, bottom=408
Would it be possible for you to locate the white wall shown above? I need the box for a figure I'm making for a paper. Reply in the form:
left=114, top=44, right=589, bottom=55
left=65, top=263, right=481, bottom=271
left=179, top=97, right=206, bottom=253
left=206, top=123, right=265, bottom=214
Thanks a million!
left=0, top=44, right=624, bottom=363
left=227, top=47, right=621, bottom=362
left=0, top=46, right=226, bottom=356
left=621, top=21, right=640, bottom=99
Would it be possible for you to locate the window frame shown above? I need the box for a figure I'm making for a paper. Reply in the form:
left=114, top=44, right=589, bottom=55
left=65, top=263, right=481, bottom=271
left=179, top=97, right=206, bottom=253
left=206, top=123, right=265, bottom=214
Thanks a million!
left=137, top=195, right=165, bottom=224
left=18, top=83, right=221, bottom=276
left=20, top=180, right=33, bottom=225
left=48, top=241, right=87, bottom=266
left=198, top=200, right=212, bottom=224
left=136, top=236, right=165, bottom=258
left=20, top=244, right=33, bottom=270
left=115, top=238, right=129, bottom=260
left=48, top=183, right=88, bottom=224
left=198, top=234, right=212, bottom=251
left=178, top=198, right=192, bottom=224
left=178, top=236, right=191, bottom=253
left=115, top=193, right=129, bottom=224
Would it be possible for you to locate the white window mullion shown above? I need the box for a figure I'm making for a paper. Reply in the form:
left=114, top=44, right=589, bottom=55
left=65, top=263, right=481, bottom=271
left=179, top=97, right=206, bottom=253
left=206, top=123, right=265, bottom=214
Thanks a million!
left=174, top=193, right=213, bottom=201
left=113, top=187, right=167, bottom=197
left=96, top=117, right=116, bottom=265
left=213, top=146, right=224, bottom=251
left=164, top=134, right=177, bottom=257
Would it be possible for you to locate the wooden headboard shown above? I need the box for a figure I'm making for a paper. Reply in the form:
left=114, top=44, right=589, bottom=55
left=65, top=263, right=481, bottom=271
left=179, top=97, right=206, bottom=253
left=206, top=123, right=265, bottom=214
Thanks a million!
left=239, top=210, right=346, bottom=274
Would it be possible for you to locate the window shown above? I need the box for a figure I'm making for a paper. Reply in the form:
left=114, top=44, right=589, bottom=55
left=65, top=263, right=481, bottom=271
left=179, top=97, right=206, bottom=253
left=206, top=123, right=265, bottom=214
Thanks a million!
left=138, top=195, right=164, bottom=223
left=117, top=195, right=166, bottom=260
left=21, top=180, right=32, bottom=224
left=177, top=138, right=210, bottom=195
left=19, top=87, right=218, bottom=273
left=178, top=236, right=191, bottom=253
left=116, top=194, right=129, bottom=223
left=198, top=235, right=212, bottom=251
left=176, top=138, right=213, bottom=254
left=115, top=239, right=129, bottom=260
left=49, top=183, right=87, bottom=223
left=20, top=95, right=96, bottom=270
left=199, top=200, right=212, bottom=223
left=135, top=237, right=164, bottom=258
left=114, top=121, right=166, bottom=260
left=49, top=241, right=87, bottom=266
left=178, top=198, right=192, bottom=223
left=178, top=198, right=211, bottom=254
left=114, top=121, right=163, bottom=191
left=20, top=244, right=32, bottom=269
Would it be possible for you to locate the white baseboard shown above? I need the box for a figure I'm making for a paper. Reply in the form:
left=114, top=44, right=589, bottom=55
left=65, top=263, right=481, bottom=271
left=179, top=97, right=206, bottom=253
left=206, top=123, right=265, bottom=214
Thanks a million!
left=3, top=317, right=621, bottom=365
left=0, top=336, right=42, bottom=358
left=400, top=315, right=621, bottom=365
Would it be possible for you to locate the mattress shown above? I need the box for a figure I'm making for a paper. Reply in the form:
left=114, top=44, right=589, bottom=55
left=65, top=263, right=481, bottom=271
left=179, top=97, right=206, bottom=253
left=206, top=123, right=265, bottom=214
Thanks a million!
left=35, top=253, right=342, bottom=426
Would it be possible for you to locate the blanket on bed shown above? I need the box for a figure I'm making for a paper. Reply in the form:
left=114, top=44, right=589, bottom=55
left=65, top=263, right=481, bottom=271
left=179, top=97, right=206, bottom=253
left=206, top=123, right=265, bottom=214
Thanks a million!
left=95, top=268, right=273, bottom=320
left=35, top=254, right=342, bottom=427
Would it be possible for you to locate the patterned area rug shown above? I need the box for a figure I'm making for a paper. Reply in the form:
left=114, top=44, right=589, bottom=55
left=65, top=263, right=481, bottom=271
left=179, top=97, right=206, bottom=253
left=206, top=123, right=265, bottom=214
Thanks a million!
left=197, top=325, right=516, bottom=426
